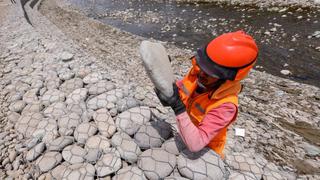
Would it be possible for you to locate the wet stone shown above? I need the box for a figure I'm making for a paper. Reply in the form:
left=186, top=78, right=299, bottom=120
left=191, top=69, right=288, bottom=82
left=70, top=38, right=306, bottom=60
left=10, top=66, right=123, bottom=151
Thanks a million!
left=113, top=166, right=147, bottom=180
left=115, top=106, right=151, bottom=136
left=41, top=89, right=65, bottom=106
left=36, top=152, right=62, bottom=173
left=66, top=88, right=88, bottom=104
left=43, top=102, right=68, bottom=119
left=32, top=119, right=58, bottom=144
left=134, top=121, right=172, bottom=149
left=177, top=148, right=227, bottom=180
left=60, top=78, right=83, bottom=95
left=74, top=122, right=98, bottom=144
left=9, top=100, right=26, bottom=113
left=48, top=136, right=74, bottom=151
left=15, top=112, right=43, bottom=138
left=95, top=148, right=122, bottom=177
left=62, top=145, right=87, bottom=164
left=85, top=135, right=110, bottom=163
left=62, top=163, right=95, bottom=180
left=83, top=72, right=103, bottom=84
left=58, top=113, right=82, bottom=136
left=26, top=142, right=45, bottom=162
left=93, top=108, right=116, bottom=138
left=111, top=132, right=142, bottom=163
left=137, top=148, right=176, bottom=179
left=87, top=80, right=115, bottom=95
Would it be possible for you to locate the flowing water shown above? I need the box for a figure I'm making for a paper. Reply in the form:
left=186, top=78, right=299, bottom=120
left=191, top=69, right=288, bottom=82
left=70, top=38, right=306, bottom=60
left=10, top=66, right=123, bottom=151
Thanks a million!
left=67, top=0, right=320, bottom=87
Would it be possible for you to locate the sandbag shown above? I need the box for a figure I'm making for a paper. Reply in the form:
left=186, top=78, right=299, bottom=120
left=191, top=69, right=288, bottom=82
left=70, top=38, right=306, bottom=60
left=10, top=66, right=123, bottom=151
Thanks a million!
left=139, top=41, right=174, bottom=97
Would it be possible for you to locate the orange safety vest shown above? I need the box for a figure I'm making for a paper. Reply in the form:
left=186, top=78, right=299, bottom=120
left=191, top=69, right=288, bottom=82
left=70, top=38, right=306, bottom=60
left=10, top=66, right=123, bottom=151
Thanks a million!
left=178, top=65, right=242, bottom=158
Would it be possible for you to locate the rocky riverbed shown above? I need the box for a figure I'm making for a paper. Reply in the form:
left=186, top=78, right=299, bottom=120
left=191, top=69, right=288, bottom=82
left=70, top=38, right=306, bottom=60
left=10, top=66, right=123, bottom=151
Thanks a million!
left=0, top=0, right=319, bottom=179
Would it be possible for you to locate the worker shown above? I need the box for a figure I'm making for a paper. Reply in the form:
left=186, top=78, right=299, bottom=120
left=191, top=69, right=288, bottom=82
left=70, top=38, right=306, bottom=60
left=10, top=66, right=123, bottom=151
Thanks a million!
left=155, top=31, right=258, bottom=158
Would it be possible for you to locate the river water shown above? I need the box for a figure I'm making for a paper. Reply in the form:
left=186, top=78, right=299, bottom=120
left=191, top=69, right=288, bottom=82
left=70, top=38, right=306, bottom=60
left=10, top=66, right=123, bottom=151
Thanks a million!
left=67, top=0, right=320, bottom=87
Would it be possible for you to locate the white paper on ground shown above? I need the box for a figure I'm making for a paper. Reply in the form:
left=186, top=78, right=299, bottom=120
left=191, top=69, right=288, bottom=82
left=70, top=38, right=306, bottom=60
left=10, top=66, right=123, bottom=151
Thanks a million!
left=234, top=128, right=245, bottom=137
left=139, top=41, right=174, bottom=97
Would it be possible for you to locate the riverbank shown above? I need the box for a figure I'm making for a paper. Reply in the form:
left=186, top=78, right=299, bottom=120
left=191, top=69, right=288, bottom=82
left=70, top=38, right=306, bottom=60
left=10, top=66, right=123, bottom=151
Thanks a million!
left=0, top=0, right=319, bottom=179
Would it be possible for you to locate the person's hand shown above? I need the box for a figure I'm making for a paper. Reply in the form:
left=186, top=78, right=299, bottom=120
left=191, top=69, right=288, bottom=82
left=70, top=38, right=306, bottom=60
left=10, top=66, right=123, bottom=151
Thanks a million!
left=155, top=83, right=186, bottom=115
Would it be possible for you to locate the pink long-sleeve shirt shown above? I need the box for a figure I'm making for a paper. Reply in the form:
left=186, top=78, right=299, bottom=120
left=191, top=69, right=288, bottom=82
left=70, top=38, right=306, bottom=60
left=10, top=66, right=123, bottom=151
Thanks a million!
left=176, top=81, right=237, bottom=152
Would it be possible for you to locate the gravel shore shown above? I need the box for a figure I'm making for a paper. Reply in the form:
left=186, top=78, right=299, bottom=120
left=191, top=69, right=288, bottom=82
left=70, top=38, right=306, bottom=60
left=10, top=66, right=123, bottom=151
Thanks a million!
left=0, top=0, right=319, bottom=179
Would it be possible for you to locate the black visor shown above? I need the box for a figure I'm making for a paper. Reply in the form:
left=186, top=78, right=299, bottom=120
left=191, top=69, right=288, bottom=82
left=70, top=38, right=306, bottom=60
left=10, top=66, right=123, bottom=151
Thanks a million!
left=196, top=47, right=238, bottom=80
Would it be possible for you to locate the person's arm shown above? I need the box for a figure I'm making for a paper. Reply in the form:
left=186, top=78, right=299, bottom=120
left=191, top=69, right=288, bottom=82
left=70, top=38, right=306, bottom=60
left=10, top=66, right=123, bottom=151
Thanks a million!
left=176, top=102, right=237, bottom=152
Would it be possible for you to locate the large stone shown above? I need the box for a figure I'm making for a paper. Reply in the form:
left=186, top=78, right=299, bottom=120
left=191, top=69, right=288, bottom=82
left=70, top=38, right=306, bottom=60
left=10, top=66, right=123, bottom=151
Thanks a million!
left=62, top=145, right=87, bottom=164
left=32, top=119, right=58, bottom=144
left=41, top=89, right=65, bottom=106
left=67, top=101, right=92, bottom=122
left=134, top=121, right=172, bottom=149
left=177, top=148, right=227, bottom=180
left=50, top=162, right=69, bottom=179
left=60, top=78, right=83, bottom=95
left=43, top=102, right=68, bottom=119
left=87, top=80, right=115, bottom=95
left=87, top=89, right=124, bottom=110
left=95, top=148, right=122, bottom=177
left=161, top=135, right=187, bottom=155
left=83, top=72, right=103, bottom=84
left=115, top=106, right=151, bottom=135
left=9, top=100, right=26, bottom=113
left=58, top=68, right=75, bottom=81
left=26, top=142, right=45, bottom=162
left=36, top=152, right=62, bottom=173
left=85, top=135, right=110, bottom=163
left=65, top=88, right=88, bottom=104
left=45, top=78, right=61, bottom=90
left=113, top=166, right=147, bottom=180
left=48, top=136, right=74, bottom=151
left=111, top=132, right=142, bottom=163
left=58, top=113, right=82, bottom=136
left=74, top=122, right=98, bottom=144
left=23, top=88, right=39, bottom=104
left=138, top=148, right=176, bottom=179
left=300, top=142, right=320, bottom=157
left=21, top=101, right=44, bottom=115
left=15, top=112, right=43, bottom=138
left=62, top=163, right=95, bottom=180
left=139, top=41, right=174, bottom=97
left=116, top=97, right=140, bottom=113
left=7, top=112, right=20, bottom=123
left=60, top=51, right=74, bottom=61
left=93, top=108, right=116, bottom=138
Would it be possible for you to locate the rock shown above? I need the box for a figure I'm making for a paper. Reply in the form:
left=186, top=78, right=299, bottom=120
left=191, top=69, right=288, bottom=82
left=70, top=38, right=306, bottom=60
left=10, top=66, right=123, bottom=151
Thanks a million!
left=280, top=70, right=291, bottom=75
left=41, top=89, right=65, bottom=106
left=116, top=97, right=140, bottom=112
left=300, top=142, right=320, bottom=157
left=36, top=152, right=62, bottom=173
left=113, top=166, right=147, bottom=180
left=93, top=108, right=116, bottom=138
left=26, top=142, right=45, bottom=161
left=65, top=88, right=88, bottom=104
left=21, top=101, right=44, bottom=115
left=139, top=41, right=174, bottom=97
left=60, top=78, right=84, bottom=95
left=7, top=112, right=20, bottom=123
left=15, top=112, right=43, bottom=138
left=45, top=78, right=61, bottom=90
left=58, top=69, right=75, bottom=81
left=60, top=51, right=74, bottom=61
left=229, top=171, right=257, bottom=180
left=62, top=145, right=87, bottom=164
left=83, top=72, right=103, bottom=84
left=67, top=101, right=92, bottom=122
left=50, top=162, right=68, bottom=179
left=161, top=135, right=187, bottom=155
left=43, top=102, right=68, bottom=119
left=87, top=93, right=113, bottom=110
left=9, top=100, right=26, bottom=113
left=87, top=80, right=115, bottom=95
left=75, top=67, right=91, bottom=78
left=32, top=119, right=58, bottom=144
left=95, top=148, right=122, bottom=177
left=177, top=148, right=227, bottom=179
left=111, top=132, right=142, bottom=163
left=8, top=150, right=17, bottom=162
left=23, top=88, right=39, bottom=104
left=134, top=121, right=172, bottom=149
left=48, top=136, right=74, bottom=151
left=58, top=113, right=82, bottom=136
left=164, top=177, right=189, bottom=180
left=85, top=135, right=110, bottom=163
left=115, top=106, right=151, bottom=135
left=138, top=148, right=176, bottom=179
left=74, top=122, right=98, bottom=144
left=62, top=163, right=95, bottom=180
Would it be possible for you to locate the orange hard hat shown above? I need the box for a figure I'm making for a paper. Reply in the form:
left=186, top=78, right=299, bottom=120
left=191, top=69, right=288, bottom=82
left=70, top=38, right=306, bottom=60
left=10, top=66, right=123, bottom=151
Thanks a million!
left=195, top=30, right=258, bottom=81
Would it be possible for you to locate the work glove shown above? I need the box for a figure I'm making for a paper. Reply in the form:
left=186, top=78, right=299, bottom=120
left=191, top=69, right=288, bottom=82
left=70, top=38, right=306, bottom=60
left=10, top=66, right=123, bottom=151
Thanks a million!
left=155, top=83, right=186, bottom=115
